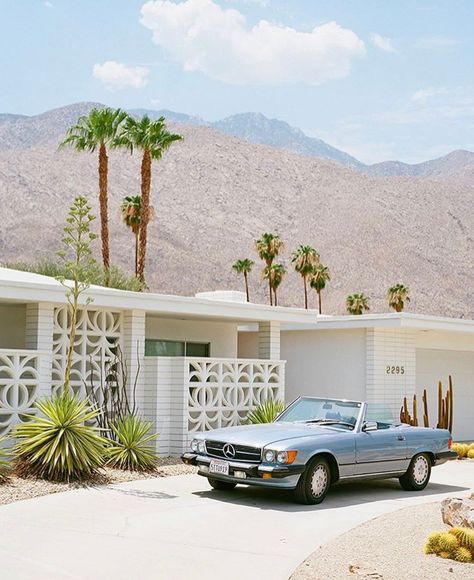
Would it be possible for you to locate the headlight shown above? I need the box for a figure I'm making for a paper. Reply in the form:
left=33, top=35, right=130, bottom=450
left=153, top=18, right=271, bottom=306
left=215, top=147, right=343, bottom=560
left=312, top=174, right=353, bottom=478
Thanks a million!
left=197, top=440, right=206, bottom=454
left=191, top=439, right=198, bottom=452
left=276, top=451, right=288, bottom=464
left=264, top=449, right=275, bottom=462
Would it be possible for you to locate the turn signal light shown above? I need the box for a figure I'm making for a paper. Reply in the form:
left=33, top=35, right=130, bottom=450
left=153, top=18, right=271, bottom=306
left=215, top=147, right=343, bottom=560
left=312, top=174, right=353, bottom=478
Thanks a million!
left=262, top=473, right=272, bottom=479
left=286, top=450, right=298, bottom=465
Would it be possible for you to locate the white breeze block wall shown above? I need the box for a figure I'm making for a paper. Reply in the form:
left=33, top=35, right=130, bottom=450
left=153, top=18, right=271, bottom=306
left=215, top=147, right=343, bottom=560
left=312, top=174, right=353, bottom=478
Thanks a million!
left=366, top=328, right=417, bottom=421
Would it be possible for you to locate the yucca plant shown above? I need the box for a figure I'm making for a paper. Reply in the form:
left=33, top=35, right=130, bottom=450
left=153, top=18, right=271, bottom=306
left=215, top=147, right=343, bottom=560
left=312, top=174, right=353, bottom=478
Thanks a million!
left=0, top=437, right=10, bottom=482
left=105, top=415, right=158, bottom=471
left=247, top=397, right=285, bottom=424
left=14, top=392, right=107, bottom=482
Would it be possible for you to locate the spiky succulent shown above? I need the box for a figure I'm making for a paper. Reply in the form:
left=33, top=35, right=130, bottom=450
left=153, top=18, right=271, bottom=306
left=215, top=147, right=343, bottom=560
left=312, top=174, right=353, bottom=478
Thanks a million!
left=425, top=531, right=443, bottom=553
left=439, top=551, right=451, bottom=559
left=454, top=547, right=473, bottom=563
left=105, top=415, right=158, bottom=471
left=449, top=527, right=474, bottom=551
left=438, top=533, right=459, bottom=552
left=467, top=449, right=474, bottom=459
left=0, top=437, right=10, bottom=482
left=247, top=397, right=285, bottom=424
left=452, top=443, right=470, bottom=459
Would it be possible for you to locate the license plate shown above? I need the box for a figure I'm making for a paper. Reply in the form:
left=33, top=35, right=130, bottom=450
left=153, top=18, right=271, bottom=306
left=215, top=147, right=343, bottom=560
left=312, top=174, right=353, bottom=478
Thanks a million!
left=209, top=459, right=229, bottom=475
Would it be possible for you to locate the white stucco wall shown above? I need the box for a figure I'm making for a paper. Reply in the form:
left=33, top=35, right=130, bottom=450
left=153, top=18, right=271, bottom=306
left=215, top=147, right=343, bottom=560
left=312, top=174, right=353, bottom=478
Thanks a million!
left=145, top=316, right=238, bottom=358
left=0, top=304, right=26, bottom=349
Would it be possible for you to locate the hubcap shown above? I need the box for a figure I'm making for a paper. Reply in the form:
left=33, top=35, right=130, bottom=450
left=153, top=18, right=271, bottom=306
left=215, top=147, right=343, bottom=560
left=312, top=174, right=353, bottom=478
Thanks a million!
left=311, top=464, right=329, bottom=498
left=413, top=455, right=429, bottom=484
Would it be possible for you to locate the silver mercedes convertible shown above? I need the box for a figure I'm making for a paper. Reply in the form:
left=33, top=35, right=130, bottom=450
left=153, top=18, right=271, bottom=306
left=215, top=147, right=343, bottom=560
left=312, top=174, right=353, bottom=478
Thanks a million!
left=182, top=397, right=456, bottom=504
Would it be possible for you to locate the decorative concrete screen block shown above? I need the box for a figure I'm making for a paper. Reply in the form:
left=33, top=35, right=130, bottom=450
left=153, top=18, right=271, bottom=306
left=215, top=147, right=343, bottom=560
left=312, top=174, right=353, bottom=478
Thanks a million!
left=187, top=358, right=285, bottom=434
left=51, top=306, right=122, bottom=397
left=0, top=350, right=42, bottom=436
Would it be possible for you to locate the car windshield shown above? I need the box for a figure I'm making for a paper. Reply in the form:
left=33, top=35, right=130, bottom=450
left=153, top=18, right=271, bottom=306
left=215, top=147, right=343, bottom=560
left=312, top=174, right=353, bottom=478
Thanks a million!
left=276, top=397, right=362, bottom=430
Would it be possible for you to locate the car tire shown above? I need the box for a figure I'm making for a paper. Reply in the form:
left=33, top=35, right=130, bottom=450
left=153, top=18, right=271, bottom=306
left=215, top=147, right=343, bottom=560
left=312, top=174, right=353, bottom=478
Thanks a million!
left=399, top=453, right=431, bottom=491
left=294, top=457, right=331, bottom=505
left=207, top=477, right=237, bottom=491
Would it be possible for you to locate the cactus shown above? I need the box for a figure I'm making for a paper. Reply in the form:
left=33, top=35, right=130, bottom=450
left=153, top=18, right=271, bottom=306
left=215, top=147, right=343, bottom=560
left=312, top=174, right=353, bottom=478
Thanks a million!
left=452, top=443, right=470, bottom=459
left=422, top=388, right=429, bottom=427
left=449, top=528, right=474, bottom=551
left=438, top=533, right=459, bottom=552
left=454, top=547, right=473, bottom=563
left=401, top=376, right=454, bottom=431
left=439, top=551, right=451, bottom=559
left=425, top=531, right=444, bottom=553
left=468, top=449, right=474, bottom=459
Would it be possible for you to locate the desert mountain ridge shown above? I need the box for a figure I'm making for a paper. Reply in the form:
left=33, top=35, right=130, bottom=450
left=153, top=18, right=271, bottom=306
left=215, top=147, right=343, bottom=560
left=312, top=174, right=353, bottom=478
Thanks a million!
left=0, top=102, right=473, bottom=317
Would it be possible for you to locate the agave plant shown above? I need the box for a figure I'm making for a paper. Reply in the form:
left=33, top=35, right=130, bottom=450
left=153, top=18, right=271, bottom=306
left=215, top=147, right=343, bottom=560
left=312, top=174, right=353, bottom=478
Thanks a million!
left=106, top=415, right=158, bottom=471
left=0, top=437, right=10, bottom=482
left=247, top=397, right=285, bottom=424
left=14, top=392, right=107, bottom=482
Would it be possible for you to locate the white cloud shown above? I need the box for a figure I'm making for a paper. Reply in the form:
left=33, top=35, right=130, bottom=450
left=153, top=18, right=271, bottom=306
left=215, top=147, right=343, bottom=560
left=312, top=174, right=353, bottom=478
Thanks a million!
left=92, top=60, right=149, bottom=89
left=370, top=33, right=397, bottom=53
left=140, top=0, right=365, bottom=86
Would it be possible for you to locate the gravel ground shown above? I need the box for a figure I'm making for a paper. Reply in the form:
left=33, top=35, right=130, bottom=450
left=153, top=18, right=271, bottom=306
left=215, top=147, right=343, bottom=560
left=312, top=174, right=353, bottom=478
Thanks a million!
left=0, top=458, right=196, bottom=506
left=291, top=501, right=473, bottom=580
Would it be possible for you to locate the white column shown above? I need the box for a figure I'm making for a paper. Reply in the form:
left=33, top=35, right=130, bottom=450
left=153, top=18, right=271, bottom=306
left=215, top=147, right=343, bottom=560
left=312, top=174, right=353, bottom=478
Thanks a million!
left=366, top=328, right=416, bottom=420
left=25, top=302, right=54, bottom=399
left=258, top=321, right=281, bottom=360
left=122, top=309, right=146, bottom=416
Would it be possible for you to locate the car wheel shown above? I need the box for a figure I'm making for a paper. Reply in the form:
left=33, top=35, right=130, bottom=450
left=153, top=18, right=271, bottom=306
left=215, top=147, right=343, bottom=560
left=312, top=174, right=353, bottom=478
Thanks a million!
left=399, top=453, right=431, bottom=491
left=294, top=457, right=331, bottom=505
left=207, top=477, right=237, bottom=491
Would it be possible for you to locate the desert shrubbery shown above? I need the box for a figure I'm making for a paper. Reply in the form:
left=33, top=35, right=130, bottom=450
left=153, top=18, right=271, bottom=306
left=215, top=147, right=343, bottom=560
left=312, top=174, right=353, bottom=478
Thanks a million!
left=452, top=442, right=474, bottom=459
left=424, top=528, right=474, bottom=563
left=247, top=397, right=285, bottom=424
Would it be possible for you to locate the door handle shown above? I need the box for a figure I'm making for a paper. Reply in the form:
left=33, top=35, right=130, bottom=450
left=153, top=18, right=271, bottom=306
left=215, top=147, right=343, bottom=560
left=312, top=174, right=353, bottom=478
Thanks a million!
left=397, top=435, right=406, bottom=441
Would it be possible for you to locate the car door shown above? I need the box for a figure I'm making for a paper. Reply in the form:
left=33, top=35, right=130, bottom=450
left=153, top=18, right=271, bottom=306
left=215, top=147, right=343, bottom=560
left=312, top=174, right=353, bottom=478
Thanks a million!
left=354, top=425, right=409, bottom=475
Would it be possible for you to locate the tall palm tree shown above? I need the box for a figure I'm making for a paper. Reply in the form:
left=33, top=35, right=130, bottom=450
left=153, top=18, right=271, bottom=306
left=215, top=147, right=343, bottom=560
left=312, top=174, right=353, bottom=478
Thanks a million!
left=121, top=196, right=141, bottom=276
left=310, top=264, right=331, bottom=314
left=255, top=233, right=284, bottom=306
left=346, top=293, right=370, bottom=315
left=263, top=263, right=286, bottom=306
left=291, top=245, right=319, bottom=309
left=120, top=115, right=183, bottom=283
left=61, top=107, right=127, bottom=284
left=232, top=258, right=254, bottom=302
left=388, top=283, right=410, bottom=312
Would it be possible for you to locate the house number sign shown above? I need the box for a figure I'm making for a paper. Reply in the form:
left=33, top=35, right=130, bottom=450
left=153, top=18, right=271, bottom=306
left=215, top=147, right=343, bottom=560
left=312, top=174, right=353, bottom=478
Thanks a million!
left=385, top=365, right=405, bottom=375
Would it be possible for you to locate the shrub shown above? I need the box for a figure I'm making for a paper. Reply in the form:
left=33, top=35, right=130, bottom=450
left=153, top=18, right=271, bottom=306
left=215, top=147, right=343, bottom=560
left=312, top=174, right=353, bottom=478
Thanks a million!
left=14, top=392, right=107, bottom=482
left=0, top=437, right=10, bottom=482
left=452, top=443, right=470, bottom=459
left=468, top=449, right=474, bottom=459
left=425, top=527, right=474, bottom=564
left=247, top=397, right=285, bottom=424
left=105, top=415, right=158, bottom=471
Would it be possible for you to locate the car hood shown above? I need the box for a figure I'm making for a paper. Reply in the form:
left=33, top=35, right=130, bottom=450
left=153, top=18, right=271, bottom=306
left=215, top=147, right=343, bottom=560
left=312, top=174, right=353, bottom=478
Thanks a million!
left=201, top=422, right=340, bottom=448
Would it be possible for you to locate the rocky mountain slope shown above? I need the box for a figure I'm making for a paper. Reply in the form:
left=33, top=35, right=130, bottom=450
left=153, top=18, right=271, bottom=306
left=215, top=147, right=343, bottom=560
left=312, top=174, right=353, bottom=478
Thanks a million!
left=0, top=104, right=473, bottom=317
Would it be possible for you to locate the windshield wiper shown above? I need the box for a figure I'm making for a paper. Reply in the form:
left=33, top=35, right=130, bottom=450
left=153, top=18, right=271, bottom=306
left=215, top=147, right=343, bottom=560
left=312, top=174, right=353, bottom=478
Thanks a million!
left=304, top=419, right=355, bottom=429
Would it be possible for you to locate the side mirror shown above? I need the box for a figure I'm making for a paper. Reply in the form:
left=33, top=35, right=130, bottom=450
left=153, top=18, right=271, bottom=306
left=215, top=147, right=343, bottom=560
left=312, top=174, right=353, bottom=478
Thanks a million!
left=363, top=421, right=378, bottom=432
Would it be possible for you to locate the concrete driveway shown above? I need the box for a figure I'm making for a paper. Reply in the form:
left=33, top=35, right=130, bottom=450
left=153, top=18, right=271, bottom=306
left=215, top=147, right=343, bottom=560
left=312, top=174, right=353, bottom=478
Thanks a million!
left=0, top=462, right=472, bottom=580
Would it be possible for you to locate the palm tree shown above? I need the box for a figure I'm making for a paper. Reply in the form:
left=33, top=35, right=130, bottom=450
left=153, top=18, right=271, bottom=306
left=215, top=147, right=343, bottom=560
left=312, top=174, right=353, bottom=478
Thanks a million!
left=388, top=283, right=410, bottom=312
left=263, top=263, right=286, bottom=306
left=291, top=245, right=319, bottom=309
left=121, top=196, right=141, bottom=276
left=346, top=293, right=370, bottom=315
left=120, top=115, right=182, bottom=283
left=232, top=258, right=254, bottom=302
left=61, top=107, right=127, bottom=284
left=310, top=264, right=331, bottom=314
left=255, top=233, right=284, bottom=305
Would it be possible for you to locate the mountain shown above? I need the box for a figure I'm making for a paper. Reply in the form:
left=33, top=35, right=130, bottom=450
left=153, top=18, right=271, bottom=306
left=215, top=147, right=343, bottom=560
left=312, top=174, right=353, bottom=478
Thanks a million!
left=127, top=108, right=205, bottom=126
left=0, top=103, right=473, bottom=318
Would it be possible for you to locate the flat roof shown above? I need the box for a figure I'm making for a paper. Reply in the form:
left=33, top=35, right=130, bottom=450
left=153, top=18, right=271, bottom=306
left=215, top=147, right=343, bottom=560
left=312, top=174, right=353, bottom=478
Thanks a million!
left=0, top=267, right=319, bottom=325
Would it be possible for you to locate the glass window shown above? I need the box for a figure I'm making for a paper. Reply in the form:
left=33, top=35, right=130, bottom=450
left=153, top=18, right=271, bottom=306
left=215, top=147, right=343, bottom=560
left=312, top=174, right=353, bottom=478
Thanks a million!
left=145, top=340, right=210, bottom=357
left=277, top=398, right=362, bottom=430
left=365, top=404, right=395, bottom=426
left=185, top=342, right=210, bottom=357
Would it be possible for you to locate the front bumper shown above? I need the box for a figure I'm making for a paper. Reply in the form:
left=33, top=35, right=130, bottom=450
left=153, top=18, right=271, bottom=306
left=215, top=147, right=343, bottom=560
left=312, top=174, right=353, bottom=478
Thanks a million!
left=181, top=452, right=304, bottom=489
left=435, top=450, right=458, bottom=465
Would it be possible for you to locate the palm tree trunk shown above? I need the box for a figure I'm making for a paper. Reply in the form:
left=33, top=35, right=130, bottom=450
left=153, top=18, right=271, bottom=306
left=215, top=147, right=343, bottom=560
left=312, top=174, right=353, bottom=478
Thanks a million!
left=303, top=275, right=308, bottom=309
left=137, top=149, right=151, bottom=284
left=274, top=289, right=278, bottom=306
left=318, top=290, right=322, bottom=314
left=134, top=230, right=139, bottom=276
left=98, top=142, right=110, bottom=285
left=244, top=272, right=250, bottom=302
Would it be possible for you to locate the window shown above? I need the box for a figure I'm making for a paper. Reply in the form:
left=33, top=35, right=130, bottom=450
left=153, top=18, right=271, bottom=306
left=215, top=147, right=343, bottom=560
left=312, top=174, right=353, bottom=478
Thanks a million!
left=145, top=339, right=210, bottom=357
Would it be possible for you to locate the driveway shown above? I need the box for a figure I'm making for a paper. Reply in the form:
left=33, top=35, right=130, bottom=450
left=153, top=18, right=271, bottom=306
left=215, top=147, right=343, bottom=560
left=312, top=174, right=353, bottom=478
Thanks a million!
left=0, top=462, right=472, bottom=580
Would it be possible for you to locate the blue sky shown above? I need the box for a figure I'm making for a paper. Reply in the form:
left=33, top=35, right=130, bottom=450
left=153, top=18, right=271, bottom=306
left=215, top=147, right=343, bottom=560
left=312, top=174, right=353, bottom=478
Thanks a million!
left=1, top=0, right=473, bottom=163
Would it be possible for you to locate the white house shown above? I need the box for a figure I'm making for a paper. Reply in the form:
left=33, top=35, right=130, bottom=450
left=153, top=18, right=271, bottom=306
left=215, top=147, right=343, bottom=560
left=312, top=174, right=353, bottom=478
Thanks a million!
left=0, top=267, right=473, bottom=455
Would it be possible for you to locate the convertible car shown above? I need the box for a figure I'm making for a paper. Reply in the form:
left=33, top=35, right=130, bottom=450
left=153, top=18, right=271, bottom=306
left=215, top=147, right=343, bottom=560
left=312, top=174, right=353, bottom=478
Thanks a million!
left=182, top=397, right=456, bottom=504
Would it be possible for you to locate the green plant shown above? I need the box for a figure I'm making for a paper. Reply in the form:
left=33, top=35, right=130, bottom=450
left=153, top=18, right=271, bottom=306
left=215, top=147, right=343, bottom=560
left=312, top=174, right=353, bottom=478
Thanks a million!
left=388, top=283, right=410, bottom=312
left=310, top=264, right=331, bottom=314
left=263, top=263, right=286, bottom=306
left=291, top=245, right=319, bottom=309
left=232, top=258, right=254, bottom=302
left=255, top=233, right=284, bottom=305
left=0, top=437, right=10, bottom=482
left=57, top=196, right=97, bottom=392
left=346, top=292, right=370, bottom=315
left=455, top=547, right=473, bottom=563
left=105, top=415, right=158, bottom=471
left=61, top=107, right=128, bottom=284
left=247, top=398, right=285, bottom=424
left=119, top=115, right=183, bottom=284
left=468, top=449, right=474, bottom=459
left=450, top=528, right=474, bottom=551
left=452, top=443, right=469, bottom=459
left=13, top=392, right=107, bottom=482
left=424, top=527, right=474, bottom=564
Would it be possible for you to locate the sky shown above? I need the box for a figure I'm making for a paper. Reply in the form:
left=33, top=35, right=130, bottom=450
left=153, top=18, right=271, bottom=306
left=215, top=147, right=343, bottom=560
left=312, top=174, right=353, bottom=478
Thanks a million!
left=1, top=0, right=473, bottom=164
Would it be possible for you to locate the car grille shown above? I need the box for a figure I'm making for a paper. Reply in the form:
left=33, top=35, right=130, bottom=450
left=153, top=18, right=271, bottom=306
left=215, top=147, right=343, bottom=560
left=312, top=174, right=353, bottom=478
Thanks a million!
left=205, top=440, right=262, bottom=463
